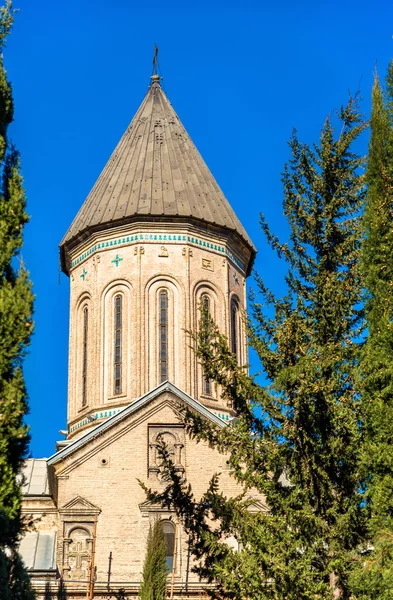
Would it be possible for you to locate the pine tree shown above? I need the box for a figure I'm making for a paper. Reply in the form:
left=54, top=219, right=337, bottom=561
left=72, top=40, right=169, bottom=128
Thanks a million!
left=349, top=64, right=393, bottom=599
left=139, top=520, right=168, bottom=600
left=143, top=97, right=367, bottom=599
left=0, top=1, right=35, bottom=599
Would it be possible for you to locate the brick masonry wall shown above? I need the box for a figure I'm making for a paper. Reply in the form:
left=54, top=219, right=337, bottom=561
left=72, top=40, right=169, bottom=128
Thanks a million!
left=53, top=391, right=260, bottom=586
left=66, top=220, right=250, bottom=439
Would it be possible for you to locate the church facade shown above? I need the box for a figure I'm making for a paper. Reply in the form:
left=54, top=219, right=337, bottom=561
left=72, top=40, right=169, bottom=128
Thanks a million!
left=20, top=72, right=259, bottom=599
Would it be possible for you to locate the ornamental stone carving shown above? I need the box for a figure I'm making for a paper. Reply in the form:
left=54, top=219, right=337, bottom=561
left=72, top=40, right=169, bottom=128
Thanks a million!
left=148, top=425, right=185, bottom=480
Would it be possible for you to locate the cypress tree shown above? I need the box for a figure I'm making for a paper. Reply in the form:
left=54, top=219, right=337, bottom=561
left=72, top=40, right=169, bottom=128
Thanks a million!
left=143, top=97, right=366, bottom=599
left=0, top=1, right=34, bottom=598
left=139, top=520, right=168, bottom=600
left=349, top=65, right=393, bottom=599
left=3, top=552, right=35, bottom=599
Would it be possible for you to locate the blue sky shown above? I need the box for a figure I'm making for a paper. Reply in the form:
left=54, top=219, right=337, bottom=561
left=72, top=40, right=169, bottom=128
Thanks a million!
left=7, top=0, right=393, bottom=457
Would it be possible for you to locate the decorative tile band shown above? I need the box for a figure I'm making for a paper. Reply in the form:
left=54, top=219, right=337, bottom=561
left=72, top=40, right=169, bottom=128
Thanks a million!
left=213, top=412, right=230, bottom=421
left=69, top=408, right=123, bottom=433
left=71, top=232, right=245, bottom=272
left=69, top=405, right=231, bottom=433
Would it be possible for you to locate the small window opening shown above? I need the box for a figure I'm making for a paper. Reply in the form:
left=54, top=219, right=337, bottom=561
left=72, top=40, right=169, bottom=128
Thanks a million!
left=231, top=301, right=239, bottom=361
left=162, top=521, right=175, bottom=572
left=201, top=294, right=211, bottom=395
left=82, top=307, right=88, bottom=407
left=114, top=294, right=122, bottom=394
left=159, top=290, right=168, bottom=383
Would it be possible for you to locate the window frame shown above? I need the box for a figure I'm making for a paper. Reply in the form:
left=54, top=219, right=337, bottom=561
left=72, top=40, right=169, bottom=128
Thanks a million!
left=162, top=520, right=175, bottom=573
left=231, top=298, right=240, bottom=363
left=159, top=289, right=169, bottom=383
left=82, top=306, right=88, bottom=407
left=201, top=293, right=212, bottom=396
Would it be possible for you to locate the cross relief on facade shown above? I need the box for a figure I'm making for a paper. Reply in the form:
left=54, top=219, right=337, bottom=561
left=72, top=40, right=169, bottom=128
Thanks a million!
left=148, top=426, right=185, bottom=480
left=111, top=254, right=123, bottom=267
left=63, top=527, right=92, bottom=580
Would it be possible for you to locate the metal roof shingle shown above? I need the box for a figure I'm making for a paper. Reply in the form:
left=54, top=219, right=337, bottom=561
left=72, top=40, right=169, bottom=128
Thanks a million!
left=60, top=77, right=255, bottom=271
left=19, top=531, right=56, bottom=571
left=21, top=459, right=49, bottom=496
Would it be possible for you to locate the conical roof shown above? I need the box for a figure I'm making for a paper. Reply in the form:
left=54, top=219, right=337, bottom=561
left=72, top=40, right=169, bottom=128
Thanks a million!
left=60, top=76, right=255, bottom=269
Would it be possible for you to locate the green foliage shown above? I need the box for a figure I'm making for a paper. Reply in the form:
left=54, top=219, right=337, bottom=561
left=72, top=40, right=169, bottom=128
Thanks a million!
left=139, top=520, right=168, bottom=600
left=0, top=1, right=35, bottom=599
left=349, top=63, right=393, bottom=599
left=142, top=97, right=366, bottom=599
left=0, top=552, right=35, bottom=600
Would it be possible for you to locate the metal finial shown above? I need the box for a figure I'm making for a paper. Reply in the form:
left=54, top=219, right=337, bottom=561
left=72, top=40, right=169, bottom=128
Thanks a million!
left=151, top=45, right=162, bottom=85
left=151, top=73, right=161, bottom=84
left=152, top=44, right=158, bottom=75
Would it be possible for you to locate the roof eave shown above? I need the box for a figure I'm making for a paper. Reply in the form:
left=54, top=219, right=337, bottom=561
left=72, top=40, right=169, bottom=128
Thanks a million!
left=59, top=215, right=256, bottom=276
left=47, top=381, right=227, bottom=466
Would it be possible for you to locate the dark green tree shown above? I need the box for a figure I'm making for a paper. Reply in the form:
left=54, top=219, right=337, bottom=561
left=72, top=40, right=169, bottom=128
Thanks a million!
left=0, top=1, right=34, bottom=599
left=2, top=552, right=35, bottom=599
left=349, top=65, right=393, bottom=599
left=143, top=97, right=367, bottom=599
left=139, top=520, right=168, bottom=600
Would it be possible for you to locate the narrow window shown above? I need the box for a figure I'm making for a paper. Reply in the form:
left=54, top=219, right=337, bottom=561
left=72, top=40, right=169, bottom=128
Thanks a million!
left=82, top=307, right=88, bottom=407
left=162, top=521, right=175, bottom=572
left=159, top=290, right=168, bottom=382
left=231, top=301, right=239, bottom=361
left=201, top=295, right=211, bottom=395
left=114, top=294, right=122, bottom=395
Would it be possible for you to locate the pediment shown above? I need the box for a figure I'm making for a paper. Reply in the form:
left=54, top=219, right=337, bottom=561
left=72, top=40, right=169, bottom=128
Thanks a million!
left=246, top=497, right=268, bottom=514
left=139, top=499, right=175, bottom=517
left=48, top=382, right=227, bottom=469
left=60, top=495, right=101, bottom=516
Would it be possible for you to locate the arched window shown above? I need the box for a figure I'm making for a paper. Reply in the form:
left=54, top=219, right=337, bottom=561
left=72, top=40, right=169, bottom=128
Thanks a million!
left=231, top=300, right=239, bottom=362
left=159, top=290, right=168, bottom=382
left=162, top=521, right=175, bottom=572
left=114, top=295, right=122, bottom=394
left=82, top=307, right=88, bottom=407
left=201, top=294, right=211, bottom=395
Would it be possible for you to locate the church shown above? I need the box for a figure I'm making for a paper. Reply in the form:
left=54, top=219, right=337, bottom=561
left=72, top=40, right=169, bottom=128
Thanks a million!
left=19, top=68, right=261, bottom=599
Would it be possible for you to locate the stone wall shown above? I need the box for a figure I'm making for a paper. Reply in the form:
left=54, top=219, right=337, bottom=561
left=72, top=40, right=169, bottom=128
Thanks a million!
left=52, top=391, right=249, bottom=588
left=66, top=220, right=250, bottom=440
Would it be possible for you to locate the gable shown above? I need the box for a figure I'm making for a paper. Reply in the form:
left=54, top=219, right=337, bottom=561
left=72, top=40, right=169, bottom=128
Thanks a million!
left=60, top=495, right=101, bottom=516
left=48, top=382, right=226, bottom=469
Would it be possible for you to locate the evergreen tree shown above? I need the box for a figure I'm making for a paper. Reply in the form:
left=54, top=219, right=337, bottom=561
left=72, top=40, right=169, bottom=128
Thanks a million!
left=4, top=552, right=36, bottom=599
left=349, top=64, right=393, bottom=599
left=0, top=1, right=34, bottom=598
left=139, top=520, right=168, bottom=600
left=143, top=97, right=366, bottom=599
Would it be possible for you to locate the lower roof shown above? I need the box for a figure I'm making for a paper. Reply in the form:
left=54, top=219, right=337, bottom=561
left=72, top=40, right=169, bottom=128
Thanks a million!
left=19, top=531, right=57, bottom=572
left=48, top=380, right=227, bottom=466
left=21, top=459, right=50, bottom=496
